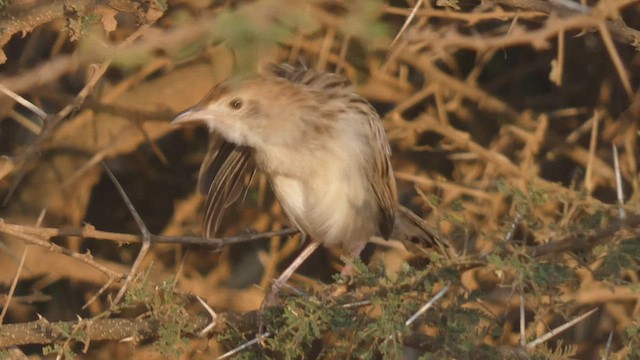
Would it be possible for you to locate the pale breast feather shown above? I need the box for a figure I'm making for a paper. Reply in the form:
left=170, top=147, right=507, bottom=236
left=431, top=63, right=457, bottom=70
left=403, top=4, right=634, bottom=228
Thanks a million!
left=272, top=63, right=398, bottom=240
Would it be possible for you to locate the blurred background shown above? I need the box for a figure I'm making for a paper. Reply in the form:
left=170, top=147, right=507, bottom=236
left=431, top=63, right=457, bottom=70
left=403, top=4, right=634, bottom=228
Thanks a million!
left=0, top=0, right=639, bottom=358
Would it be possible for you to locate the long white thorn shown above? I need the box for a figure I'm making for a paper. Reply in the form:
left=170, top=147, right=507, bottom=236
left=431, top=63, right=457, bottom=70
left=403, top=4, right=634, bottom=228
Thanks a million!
left=612, top=144, right=626, bottom=221
left=526, top=308, right=598, bottom=348
left=405, top=284, right=450, bottom=327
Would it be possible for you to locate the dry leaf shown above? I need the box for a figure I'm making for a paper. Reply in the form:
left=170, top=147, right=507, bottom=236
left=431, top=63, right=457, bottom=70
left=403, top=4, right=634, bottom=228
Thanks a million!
left=0, top=155, right=14, bottom=181
left=96, top=6, right=119, bottom=34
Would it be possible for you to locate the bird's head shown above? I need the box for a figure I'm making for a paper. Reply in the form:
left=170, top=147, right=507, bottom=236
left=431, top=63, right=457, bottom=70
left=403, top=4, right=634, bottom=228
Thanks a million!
left=172, top=77, right=308, bottom=149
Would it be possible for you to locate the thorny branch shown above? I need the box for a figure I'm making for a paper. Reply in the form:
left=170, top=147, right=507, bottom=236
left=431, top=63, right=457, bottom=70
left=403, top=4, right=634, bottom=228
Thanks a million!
left=0, top=0, right=638, bottom=358
left=0, top=220, right=299, bottom=248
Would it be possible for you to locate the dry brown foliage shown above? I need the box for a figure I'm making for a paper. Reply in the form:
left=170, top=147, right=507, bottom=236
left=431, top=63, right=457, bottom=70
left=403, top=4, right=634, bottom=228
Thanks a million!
left=0, top=0, right=639, bottom=358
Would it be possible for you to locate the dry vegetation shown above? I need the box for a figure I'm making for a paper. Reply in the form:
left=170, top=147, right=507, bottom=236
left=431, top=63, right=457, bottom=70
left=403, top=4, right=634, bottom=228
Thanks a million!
left=0, top=0, right=639, bottom=359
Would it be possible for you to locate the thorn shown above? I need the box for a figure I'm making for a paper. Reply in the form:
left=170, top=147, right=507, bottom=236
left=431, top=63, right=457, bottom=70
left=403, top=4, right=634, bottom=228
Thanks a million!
left=405, top=284, right=450, bottom=327
left=280, top=283, right=306, bottom=297
left=340, top=299, right=371, bottom=309
left=602, top=330, right=614, bottom=359
left=505, top=213, right=522, bottom=242
left=196, top=296, right=218, bottom=336
left=526, top=308, right=598, bottom=348
left=519, top=292, right=526, bottom=346
left=35, top=208, right=47, bottom=228
left=217, top=332, right=271, bottom=360
left=0, top=82, right=48, bottom=120
left=120, top=336, right=135, bottom=343
left=102, top=163, right=152, bottom=305
left=389, top=0, right=424, bottom=49
left=612, top=144, right=626, bottom=221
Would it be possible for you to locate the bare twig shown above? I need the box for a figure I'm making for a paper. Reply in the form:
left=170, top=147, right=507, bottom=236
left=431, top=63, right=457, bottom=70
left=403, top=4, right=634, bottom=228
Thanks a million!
left=3, top=24, right=149, bottom=205
left=584, top=110, right=602, bottom=194
left=0, top=246, right=29, bottom=324
left=493, top=0, right=640, bottom=49
left=196, top=296, right=218, bottom=336
left=389, top=0, right=425, bottom=48
left=0, top=314, right=210, bottom=347
left=82, top=278, right=117, bottom=311
left=0, top=83, right=47, bottom=120
left=527, top=215, right=640, bottom=257
left=598, top=22, right=633, bottom=98
left=526, top=308, right=598, bottom=348
left=0, top=220, right=299, bottom=248
left=383, top=5, right=545, bottom=23
left=316, top=26, right=336, bottom=71
left=0, top=224, right=123, bottom=281
left=102, top=164, right=152, bottom=305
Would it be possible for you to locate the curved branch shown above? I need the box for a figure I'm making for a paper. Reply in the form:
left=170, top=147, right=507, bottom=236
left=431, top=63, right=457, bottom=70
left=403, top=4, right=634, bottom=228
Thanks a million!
left=493, top=0, right=640, bottom=49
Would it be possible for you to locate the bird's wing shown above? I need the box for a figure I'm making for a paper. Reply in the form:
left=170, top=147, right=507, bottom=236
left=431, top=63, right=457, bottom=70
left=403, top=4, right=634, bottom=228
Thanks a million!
left=394, top=204, right=453, bottom=259
left=364, top=106, right=397, bottom=239
left=198, top=137, right=255, bottom=239
left=271, top=63, right=396, bottom=238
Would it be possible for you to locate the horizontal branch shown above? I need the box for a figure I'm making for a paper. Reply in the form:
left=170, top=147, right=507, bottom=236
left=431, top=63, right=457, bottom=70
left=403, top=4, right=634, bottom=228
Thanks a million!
left=526, top=214, right=640, bottom=257
left=0, top=307, right=545, bottom=359
left=494, top=0, right=640, bottom=49
left=0, top=312, right=240, bottom=347
left=0, top=219, right=299, bottom=248
left=0, top=0, right=145, bottom=63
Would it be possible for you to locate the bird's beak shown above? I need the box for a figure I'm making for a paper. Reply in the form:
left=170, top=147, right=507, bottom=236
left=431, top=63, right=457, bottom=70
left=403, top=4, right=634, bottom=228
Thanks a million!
left=171, top=108, right=207, bottom=127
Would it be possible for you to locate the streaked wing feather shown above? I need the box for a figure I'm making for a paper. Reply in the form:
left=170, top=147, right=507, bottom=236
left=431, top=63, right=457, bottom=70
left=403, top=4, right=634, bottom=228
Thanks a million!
left=198, top=138, right=254, bottom=239
left=395, top=205, right=454, bottom=259
left=365, top=110, right=397, bottom=239
left=198, top=138, right=234, bottom=195
left=269, top=63, right=353, bottom=91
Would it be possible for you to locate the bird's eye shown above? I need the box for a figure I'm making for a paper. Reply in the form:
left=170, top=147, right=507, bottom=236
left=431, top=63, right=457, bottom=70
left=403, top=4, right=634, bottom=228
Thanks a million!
left=229, top=98, right=243, bottom=110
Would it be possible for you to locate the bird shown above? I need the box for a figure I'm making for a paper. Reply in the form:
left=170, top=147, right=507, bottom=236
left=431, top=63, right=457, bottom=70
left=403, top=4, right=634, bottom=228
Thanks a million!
left=171, top=63, right=449, bottom=296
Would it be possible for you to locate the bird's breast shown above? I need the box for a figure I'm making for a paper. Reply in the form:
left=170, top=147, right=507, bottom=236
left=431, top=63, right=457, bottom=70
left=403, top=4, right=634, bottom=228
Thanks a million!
left=268, top=164, right=379, bottom=248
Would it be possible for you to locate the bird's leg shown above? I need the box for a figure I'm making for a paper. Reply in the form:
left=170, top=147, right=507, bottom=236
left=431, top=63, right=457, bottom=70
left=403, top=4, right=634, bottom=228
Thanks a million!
left=340, top=241, right=367, bottom=277
left=258, top=239, right=320, bottom=334
left=261, top=240, right=320, bottom=309
left=327, top=241, right=367, bottom=298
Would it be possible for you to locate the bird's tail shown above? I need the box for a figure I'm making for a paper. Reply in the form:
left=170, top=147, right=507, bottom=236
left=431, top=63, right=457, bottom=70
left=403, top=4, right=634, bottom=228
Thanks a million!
left=392, top=205, right=455, bottom=259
